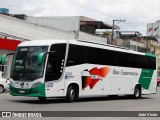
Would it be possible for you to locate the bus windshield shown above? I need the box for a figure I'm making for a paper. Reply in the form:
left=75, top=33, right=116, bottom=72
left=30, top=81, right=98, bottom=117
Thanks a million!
left=10, top=46, right=48, bottom=81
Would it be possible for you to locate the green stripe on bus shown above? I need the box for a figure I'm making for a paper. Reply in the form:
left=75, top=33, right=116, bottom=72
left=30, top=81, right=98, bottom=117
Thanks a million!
left=138, top=69, right=154, bottom=90
left=10, top=83, right=46, bottom=97
left=145, top=53, right=156, bottom=58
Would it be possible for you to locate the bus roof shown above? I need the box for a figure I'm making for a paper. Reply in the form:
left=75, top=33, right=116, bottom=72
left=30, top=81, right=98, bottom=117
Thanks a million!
left=18, top=39, right=68, bottom=46
left=18, top=39, right=155, bottom=57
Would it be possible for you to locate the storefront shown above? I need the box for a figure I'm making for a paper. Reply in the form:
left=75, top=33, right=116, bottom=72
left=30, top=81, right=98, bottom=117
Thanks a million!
left=0, top=38, right=21, bottom=78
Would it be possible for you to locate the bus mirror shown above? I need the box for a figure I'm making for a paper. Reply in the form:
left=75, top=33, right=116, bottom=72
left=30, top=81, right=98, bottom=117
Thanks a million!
left=1, top=54, right=6, bottom=65
left=0, top=53, right=15, bottom=65
left=38, top=53, right=46, bottom=65
left=38, top=51, right=56, bottom=64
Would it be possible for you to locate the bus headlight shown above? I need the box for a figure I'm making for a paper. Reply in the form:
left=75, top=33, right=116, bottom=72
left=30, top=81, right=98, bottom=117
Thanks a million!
left=32, top=82, right=42, bottom=88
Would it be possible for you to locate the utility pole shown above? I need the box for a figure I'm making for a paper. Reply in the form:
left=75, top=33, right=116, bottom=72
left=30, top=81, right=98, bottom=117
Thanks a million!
left=111, top=19, right=125, bottom=44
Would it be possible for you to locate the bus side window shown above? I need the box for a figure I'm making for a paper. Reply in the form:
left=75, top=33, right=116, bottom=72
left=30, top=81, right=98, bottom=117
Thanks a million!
left=149, top=57, right=156, bottom=70
left=46, top=61, right=52, bottom=73
left=130, top=54, right=139, bottom=68
left=67, top=44, right=85, bottom=66
left=45, top=44, right=66, bottom=81
left=117, top=52, right=130, bottom=67
left=46, top=57, right=57, bottom=74
left=141, top=56, right=156, bottom=70
left=85, top=47, right=103, bottom=65
left=102, top=49, right=117, bottom=66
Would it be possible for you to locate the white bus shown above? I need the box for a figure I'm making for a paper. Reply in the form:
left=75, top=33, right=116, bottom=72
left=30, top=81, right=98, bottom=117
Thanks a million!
left=1, top=40, right=157, bottom=102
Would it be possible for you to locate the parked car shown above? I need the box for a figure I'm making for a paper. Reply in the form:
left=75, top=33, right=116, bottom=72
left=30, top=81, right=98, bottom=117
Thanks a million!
left=0, top=72, right=9, bottom=93
left=157, top=77, right=160, bottom=86
left=0, top=78, right=9, bottom=93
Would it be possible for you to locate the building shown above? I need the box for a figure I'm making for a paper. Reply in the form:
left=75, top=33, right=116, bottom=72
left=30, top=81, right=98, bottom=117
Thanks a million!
left=0, top=14, right=113, bottom=44
left=111, top=31, right=148, bottom=53
left=147, top=20, right=160, bottom=42
left=146, top=20, right=160, bottom=69
left=26, top=16, right=112, bottom=34
left=0, top=34, right=21, bottom=78
left=144, top=36, right=160, bottom=70
left=0, top=8, right=9, bottom=14
left=25, top=16, right=112, bottom=42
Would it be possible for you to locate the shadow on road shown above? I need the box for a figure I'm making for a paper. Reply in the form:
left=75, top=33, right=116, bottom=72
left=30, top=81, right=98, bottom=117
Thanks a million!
left=9, top=95, right=154, bottom=104
left=79, top=95, right=153, bottom=102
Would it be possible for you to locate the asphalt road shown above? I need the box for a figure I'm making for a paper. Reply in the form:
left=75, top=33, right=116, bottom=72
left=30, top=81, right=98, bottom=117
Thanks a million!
left=1, top=87, right=160, bottom=120
left=1, top=87, right=160, bottom=111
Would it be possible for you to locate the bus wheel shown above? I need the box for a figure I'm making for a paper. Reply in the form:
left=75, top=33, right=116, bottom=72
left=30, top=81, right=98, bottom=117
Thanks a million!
left=0, top=85, right=4, bottom=93
left=134, top=85, right=141, bottom=99
left=38, top=97, right=47, bottom=101
left=66, top=86, right=76, bottom=103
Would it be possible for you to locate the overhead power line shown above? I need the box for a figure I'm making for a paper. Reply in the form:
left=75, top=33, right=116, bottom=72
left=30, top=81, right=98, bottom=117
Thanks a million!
left=61, top=0, right=148, bottom=33
left=62, top=0, right=148, bottom=24
left=61, top=0, right=118, bottom=19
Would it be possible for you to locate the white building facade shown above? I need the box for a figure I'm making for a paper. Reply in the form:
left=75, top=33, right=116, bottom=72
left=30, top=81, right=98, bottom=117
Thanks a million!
left=147, top=20, right=160, bottom=41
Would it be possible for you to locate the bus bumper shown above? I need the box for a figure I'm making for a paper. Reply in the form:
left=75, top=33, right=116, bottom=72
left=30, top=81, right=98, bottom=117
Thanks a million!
left=9, top=84, right=46, bottom=97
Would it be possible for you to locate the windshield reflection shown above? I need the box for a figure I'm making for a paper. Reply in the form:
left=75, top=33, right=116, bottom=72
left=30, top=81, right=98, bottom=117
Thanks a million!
left=11, top=46, right=48, bottom=81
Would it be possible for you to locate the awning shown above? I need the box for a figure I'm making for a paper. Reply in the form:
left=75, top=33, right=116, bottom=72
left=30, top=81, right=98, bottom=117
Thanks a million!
left=0, top=38, right=21, bottom=51
left=80, top=21, right=113, bottom=29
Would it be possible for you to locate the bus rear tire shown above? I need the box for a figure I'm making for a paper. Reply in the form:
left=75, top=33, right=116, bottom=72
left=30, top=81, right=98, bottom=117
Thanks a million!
left=38, top=97, right=47, bottom=101
left=134, top=85, right=141, bottom=99
left=66, top=86, right=77, bottom=103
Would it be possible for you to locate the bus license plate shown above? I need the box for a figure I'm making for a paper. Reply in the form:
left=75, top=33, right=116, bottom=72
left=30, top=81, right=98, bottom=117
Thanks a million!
left=19, top=90, right=25, bottom=94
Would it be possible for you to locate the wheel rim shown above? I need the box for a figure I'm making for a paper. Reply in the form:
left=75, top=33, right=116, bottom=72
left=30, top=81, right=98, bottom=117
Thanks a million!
left=0, top=86, right=4, bottom=93
left=70, top=89, right=75, bottom=100
left=135, top=88, right=139, bottom=98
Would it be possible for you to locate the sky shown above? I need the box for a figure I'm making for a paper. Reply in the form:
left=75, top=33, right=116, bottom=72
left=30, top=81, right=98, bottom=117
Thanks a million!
left=0, top=0, right=160, bottom=35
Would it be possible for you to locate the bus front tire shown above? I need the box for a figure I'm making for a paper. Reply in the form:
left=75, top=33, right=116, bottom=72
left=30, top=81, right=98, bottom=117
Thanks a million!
left=66, top=86, right=77, bottom=103
left=0, top=85, right=5, bottom=93
left=134, top=85, right=141, bottom=99
left=38, top=97, right=47, bottom=101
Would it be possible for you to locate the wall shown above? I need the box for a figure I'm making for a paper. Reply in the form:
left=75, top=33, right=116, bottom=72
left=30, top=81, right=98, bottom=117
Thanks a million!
left=0, top=14, right=107, bottom=43
left=0, top=14, right=75, bottom=40
left=26, top=16, right=80, bottom=32
left=147, top=21, right=160, bottom=41
left=79, top=32, right=107, bottom=44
